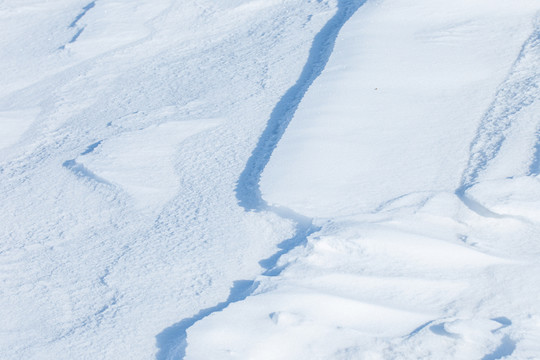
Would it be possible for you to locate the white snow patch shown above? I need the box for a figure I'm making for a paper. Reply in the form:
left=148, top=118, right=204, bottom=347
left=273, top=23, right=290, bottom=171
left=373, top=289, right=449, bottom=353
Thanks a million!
left=0, top=109, right=39, bottom=149
left=79, top=120, right=220, bottom=210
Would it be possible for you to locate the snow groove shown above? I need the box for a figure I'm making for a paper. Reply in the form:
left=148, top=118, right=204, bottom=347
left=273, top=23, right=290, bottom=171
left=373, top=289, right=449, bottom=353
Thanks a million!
left=68, top=28, right=85, bottom=44
left=155, top=1, right=366, bottom=358
left=80, top=140, right=102, bottom=156
left=481, top=335, right=516, bottom=360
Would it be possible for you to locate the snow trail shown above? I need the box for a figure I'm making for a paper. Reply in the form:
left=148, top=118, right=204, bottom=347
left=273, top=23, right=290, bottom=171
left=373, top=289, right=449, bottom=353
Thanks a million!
left=157, top=1, right=366, bottom=358
left=235, top=0, right=366, bottom=295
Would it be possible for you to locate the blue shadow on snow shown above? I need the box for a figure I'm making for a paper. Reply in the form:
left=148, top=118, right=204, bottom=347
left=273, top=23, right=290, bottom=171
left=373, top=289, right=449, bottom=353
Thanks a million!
left=69, top=1, right=96, bottom=28
left=236, top=0, right=366, bottom=210
left=155, top=1, right=366, bottom=358
left=481, top=335, right=516, bottom=360
left=155, top=280, right=257, bottom=360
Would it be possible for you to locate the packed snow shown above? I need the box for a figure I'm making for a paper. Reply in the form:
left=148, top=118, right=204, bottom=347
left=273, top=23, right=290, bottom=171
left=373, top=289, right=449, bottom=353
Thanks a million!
left=1, top=0, right=540, bottom=359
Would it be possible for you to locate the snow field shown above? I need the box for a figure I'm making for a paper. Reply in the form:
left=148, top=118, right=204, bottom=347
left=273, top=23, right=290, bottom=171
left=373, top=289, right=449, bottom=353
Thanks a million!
left=261, top=0, right=539, bottom=218
left=1, top=0, right=540, bottom=358
left=184, top=0, right=540, bottom=358
left=0, top=1, right=340, bottom=359
left=186, top=191, right=540, bottom=359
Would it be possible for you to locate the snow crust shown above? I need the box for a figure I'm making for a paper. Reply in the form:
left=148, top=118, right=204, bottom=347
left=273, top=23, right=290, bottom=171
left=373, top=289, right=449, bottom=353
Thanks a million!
left=1, top=0, right=540, bottom=359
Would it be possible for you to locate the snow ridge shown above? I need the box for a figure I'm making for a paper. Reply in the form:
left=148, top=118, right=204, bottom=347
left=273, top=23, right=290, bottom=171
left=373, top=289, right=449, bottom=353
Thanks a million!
left=459, top=18, right=540, bottom=191
left=157, top=1, right=366, bottom=358
left=235, top=0, right=366, bottom=210
left=155, top=281, right=257, bottom=360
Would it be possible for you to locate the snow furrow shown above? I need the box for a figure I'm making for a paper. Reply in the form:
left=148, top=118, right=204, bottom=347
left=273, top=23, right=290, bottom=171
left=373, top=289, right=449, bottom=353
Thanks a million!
left=530, top=129, right=540, bottom=175
left=58, top=1, right=96, bottom=49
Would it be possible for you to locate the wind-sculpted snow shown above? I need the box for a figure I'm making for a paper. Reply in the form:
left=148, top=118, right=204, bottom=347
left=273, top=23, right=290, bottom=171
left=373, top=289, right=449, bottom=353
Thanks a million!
left=531, top=133, right=540, bottom=175
left=456, top=15, right=540, bottom=219
left=160, top=1, right=366, bottom=358
left=183, top=1, right=540, bottom=359
left=236, top=0, right=366, bottom=210
left=481, top=335, right=517, bottom=360
left=156, top=280, right=257, bottom=360
left=459, top=19, right=540, bottom=191
left=0, top=1, right=342, bottom=359
left=69, top=2, right=96, bottom=29
left=62, top=159, right=110, bottom=185
left=2, top=0, right=540, bottom=359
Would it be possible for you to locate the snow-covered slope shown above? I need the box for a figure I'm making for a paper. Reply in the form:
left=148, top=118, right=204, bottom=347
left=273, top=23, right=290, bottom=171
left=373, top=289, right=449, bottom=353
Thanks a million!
left=2, top=0, right=540, bottom=359
left=184, top=0, right=540, bottom=359
left=0, top=1, right=336, bottom=359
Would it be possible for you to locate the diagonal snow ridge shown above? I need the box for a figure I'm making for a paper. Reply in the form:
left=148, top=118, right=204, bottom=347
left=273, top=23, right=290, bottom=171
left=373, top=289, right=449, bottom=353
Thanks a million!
left=456, top=15, right=540, bottom=218
left=156, top=1, right=366, bottom=359
left=236, top=0, right=366, bottom=210
left=458, top=17, right=540, bottom=192
left=73, top=120, right=221, bottom=212
left=62, top=159, right=110, bottom=185
left=62, top=139, right=110, bottom=185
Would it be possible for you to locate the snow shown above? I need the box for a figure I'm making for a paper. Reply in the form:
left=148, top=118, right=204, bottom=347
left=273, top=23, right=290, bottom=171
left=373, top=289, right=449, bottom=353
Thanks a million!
left=76, top=119, right=220, bottom=211
left=185, top=0, right=540, bottom=359
left=0, top=109, right=39, bottom=149
left=260, top=0, right=538, bottom=217
left=2, top=0, right=540, bottom=359
left=0, top=0, right=331, bottom=358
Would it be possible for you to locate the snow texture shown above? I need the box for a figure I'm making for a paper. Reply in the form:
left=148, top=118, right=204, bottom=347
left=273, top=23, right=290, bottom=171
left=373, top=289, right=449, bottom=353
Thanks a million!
left=1, top=0, right=540, bottom=359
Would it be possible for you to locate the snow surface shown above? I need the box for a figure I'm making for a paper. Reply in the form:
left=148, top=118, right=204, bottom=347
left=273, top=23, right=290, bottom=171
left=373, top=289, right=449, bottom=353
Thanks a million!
left=186, top=0, right=540, bottom=359
left=1, top=0, right=540, bottom=359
